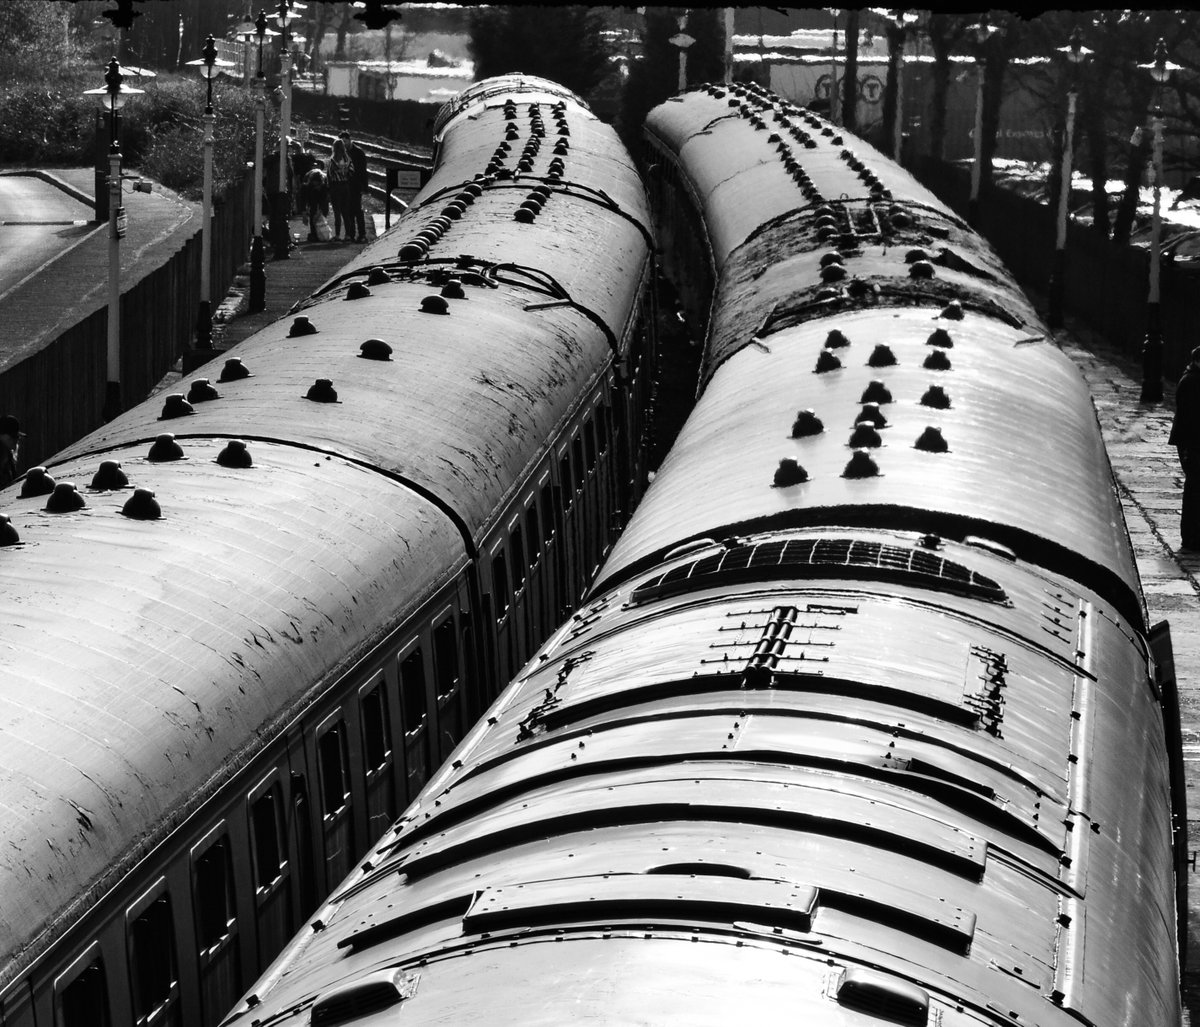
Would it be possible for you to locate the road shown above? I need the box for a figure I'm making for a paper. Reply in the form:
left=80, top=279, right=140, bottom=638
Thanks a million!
left=0, top=173, right=96, bottom=300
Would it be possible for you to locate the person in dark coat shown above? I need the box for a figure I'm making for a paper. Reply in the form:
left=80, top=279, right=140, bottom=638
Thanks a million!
left=1169, top=346, right=1200, bottom=548
left=326, top=138, right=354, bottom=241
left=0, top=414, right=25, bottom=488
left=303, top=164, right=330, bottom=241
left=340, top=131, right=368, bottom=243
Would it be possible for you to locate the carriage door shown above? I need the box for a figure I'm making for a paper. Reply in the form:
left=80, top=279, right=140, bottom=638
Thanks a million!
left=190, top=826, right=241, bottom=1024
left=315, top=715, right=356, bottom=891
left=359, top=673, right=396, bottom=843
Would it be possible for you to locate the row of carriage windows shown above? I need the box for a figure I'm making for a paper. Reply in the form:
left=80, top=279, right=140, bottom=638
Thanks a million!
left=56, top=611, right=467, bottom=1027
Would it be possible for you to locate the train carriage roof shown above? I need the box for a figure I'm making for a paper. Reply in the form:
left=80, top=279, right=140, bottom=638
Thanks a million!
left=595, top=307, right=1142, bottom=627
left=0, top=441, right=465, bottom=979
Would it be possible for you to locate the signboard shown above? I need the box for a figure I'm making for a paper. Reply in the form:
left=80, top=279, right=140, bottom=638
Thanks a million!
left=114, top=206, right=127, bottom=239
left=395, top=169, right=424, bottom=192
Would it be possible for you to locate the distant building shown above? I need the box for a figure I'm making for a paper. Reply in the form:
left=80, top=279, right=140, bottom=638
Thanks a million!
left=324, top=57, right=474, bottom=104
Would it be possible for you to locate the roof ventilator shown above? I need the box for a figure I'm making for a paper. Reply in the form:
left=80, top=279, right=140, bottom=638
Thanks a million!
left=160, top=394, right=193, bottom=420
left=219, top=357, right=251, bottom=382
left=187, top=378, right=219, bottom=403
left=857, top=402, right=887, bottom=427
left=122, top=488, right=161, bottom=520
left=824, top=328, right=849, bottom=348
left=915, top=426, right=949, bottom=452
left=924, top=349, right=952, bottom=371
left=860, top=379, right=892, bottom=404
left=773, top=458, right=809, bottom=487
left=815, top=349, right=842, bottom=373
left=345, top=282, right=372, bottom=301
left=310, top=969, right=419, bottom=1027
left=0, top=514, right=18, bottom=547
left=289, top=315, right=318, bottom=336
left=306, top=378, right=338, bottom=403
left=820, top=263, right=846, bottom=283
left=791, top=409, right=824, bottom=437
left=45, top=482, right=85, bottom=513
left=939, top=300, right=965, bottom=320
left=441, top=281, right=466, bottom=299
left=90, top=460, right=128, bottom=490
left=927, top=328, right=953, bottom=348
left=367, top=266, right=392, bottom=285
left=819, top=252, right=844, bottom=268
left=836, top=968, right=929, bottom=1027
left=843, top=450, right=880, bottom=478
left=868, top=344, right=897, bottom=367
left=217, top=440, right=253, bottom=468
left=921, top=385, right=951, bottom=409
left=849, top=422, right=882, bottom=448
left=909, top=259, right=935, bottom=279
left=398, top=242, right=426, bottom=261
left=420, top=295, right=450, bottom=315
left=148, top=433, right=184, bottom=461
left=359, top=338, right=393, bottom=360
left=20, top=467, right=55, bottom=498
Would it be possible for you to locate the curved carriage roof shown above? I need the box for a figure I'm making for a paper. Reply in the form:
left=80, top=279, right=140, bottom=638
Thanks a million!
left=0, top=441, right=465, bottom=976
left=595, top=308, right=1142, bottom=628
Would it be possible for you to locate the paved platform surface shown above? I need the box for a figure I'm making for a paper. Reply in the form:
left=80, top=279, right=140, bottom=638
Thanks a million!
left=0, top=167, right=197, bottom=372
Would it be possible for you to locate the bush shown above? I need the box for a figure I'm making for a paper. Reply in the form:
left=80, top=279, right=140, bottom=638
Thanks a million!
left=1, top=70, right=278, bottom=198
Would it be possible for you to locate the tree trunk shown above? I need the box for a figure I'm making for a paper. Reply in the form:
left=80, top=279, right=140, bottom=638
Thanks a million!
left=881, top=22, right=902, bottom=155
left=1112, top=133, right=1152, bottom=246
left=978, top=45, right=1009, bottom=196
left=841, top=9, right=859, bottom=134
left=1079, top=77, right=1110, bottom=239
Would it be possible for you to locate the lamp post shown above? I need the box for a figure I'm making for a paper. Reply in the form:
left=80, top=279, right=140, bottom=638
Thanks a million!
left=187, top=36, right=234, bottom=352
left=967, top=17, right=1001, bottom=228
left=669, top=13, right=695, bottom=93
left=84, top=58, right=142, bottom=422
left=1048, top=26, right=1090, bottom=331
left=249, top=11, right=270, bottom=311
left=271, top=0, right=295, bottom=260
left=1139, top=38, right=1179, bottom=403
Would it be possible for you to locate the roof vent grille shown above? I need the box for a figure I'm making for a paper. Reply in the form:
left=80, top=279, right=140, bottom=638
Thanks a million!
left=836, top=968, right=929, bottom=1026
left=311, top=970, right=419, bottom=1027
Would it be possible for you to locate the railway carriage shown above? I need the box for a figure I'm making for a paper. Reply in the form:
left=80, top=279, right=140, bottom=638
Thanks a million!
left=218, top=83, right=1185, bottom=1027
left=0, top=74, right=653, bottom=1027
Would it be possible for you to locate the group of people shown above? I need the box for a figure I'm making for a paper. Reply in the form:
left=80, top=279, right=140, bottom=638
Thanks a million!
left=291, top=132, right=368, bottom=244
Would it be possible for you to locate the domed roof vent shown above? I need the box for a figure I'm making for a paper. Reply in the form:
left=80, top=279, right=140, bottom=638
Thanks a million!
left=856, top=402, right=887, bottom=428
left=791, top=409, right=824, bottom=438
left=924, top=349, right=952, bottom=371
left=90, top=460, right=128, bottom=491
left=122, top=488, right=161, bottom=520
left=927, top=328, right=953, bottom=348
left=773, top=458, right=809, bottom=487
left=0, top=514, right=19, bottom=547
left=843, top=450, right=879, bottom=479
left=159, top=394, right=193, bottom=420
left=367, top=266, right=392, bottom=286
left=289, top=315, right=318, bottom=337
left=20, top=466, right=55, bottom=499
left=867, top=344, right=896, bottom=367
left=824, top=328, right=850, bottom=349
left=46, top=482, right=85, bottom=513
left=219, top=357, right=251, bottom=382
left=306, top=379, right=338, bottom=403
left=187, top=378, right=219, bottom=403
left=815, top=349, right=842, bottom=374
left=359, top=338, right=393, bottom=361
left=915, top=426, right=949, bottom=453
left=345, top=282, right=372, bottom=301
left=920, top=385, right=951, bottom=409
left=217, top=440, right=253, bottom=468
left=849, top=422, right=882, bottom=448
left=860, top=380, right=892, bottom=404
left=148, top=433, right=184, bottom=462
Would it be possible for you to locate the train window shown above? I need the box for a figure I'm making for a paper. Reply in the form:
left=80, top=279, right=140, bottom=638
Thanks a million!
left=597, top=406, right=610, bottom=455
left=318, top=723, right=351, bottom=818
left=527, top=503, right=541, bottom=559
left=128, top=894, right=178, bottom=1025
left=585, top=421, right=597, bottom=472
left=433, top=616, right=460, bottom=703
left=572, top=438, right=585, bottom=489
left=59, top=956, right=111, bottom=1027
left=400, top=648, right=427, bottom=730
left=250, top=788, right=284, bottom=890
left=361, top=685, right=391, bottom=773
left=492, top=550, right=510, bottom=617
left=193, top=837, right=235, bottom=953
left=540, top=484, right=555, bottom=540
left=559, top=455, right=573, bottom=506
left=511, top=526, right=526, bottom=590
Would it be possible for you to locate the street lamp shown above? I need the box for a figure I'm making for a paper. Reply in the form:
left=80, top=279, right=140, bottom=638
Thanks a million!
left=84, top=57, right=142, bottom=421
left=669, top=12, right=695, bottom=93
left=1048, top=26, right=1091, bottom=331
left=967, top=17, right=1002, bottom=228
left=1138, top=38, right=1180, bottom=403
left=245, top=10, right=275, bottom=311
left=271, top=0, right=304, bottom=260
left=187, top=35, right=234, bottom=352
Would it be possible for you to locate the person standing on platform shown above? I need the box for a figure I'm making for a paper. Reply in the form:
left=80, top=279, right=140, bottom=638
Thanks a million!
left=0, top=415, right=25, bottom=489
left=327, top=138, right=354, bottom=242
left=341, top=131, right=369, bottom=243
left=1169, top=346, right=1200, bottom=549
